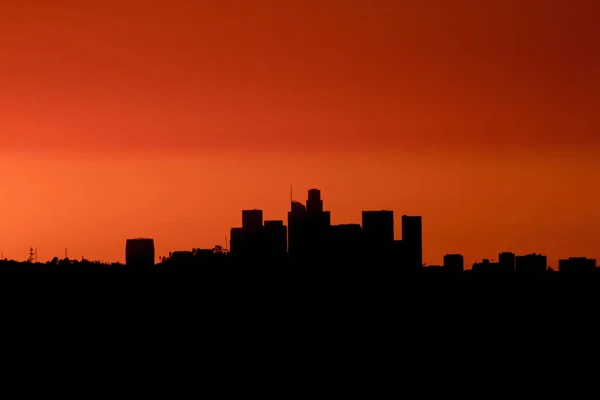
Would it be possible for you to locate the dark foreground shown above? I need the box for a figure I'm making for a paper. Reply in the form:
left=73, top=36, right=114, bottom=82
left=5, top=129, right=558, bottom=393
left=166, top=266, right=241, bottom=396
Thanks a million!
left=2, top=261, right=599, bottom=302
left=1, top=259, right=596, bottom=393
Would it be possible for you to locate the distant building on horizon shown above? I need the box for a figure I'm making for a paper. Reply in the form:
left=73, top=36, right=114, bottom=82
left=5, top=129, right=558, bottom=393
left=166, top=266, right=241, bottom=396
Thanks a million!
left=444, top=254, right=464, bottom=274
left=472, top=259, right=500, bottom=273
left=125, top=238, right=155, bottom=268
left=230, top=210, right=287, bottom=259
left=516, top=253, right=547, bottom=274
left=559, top=257, right=597, bottom=274
left=170, top=251, right=194, bottom=265
left=499, top=252, right=516, bottom=273
left=231, top=209, right=264, bottom=258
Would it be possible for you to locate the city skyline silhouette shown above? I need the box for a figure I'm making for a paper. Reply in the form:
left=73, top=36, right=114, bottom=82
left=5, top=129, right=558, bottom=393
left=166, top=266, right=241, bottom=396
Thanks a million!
left=0, top=187, right=596, bottom=273
left=1, top=1, right=599, bottom=266
left=3, top=6, right=599, bottom=392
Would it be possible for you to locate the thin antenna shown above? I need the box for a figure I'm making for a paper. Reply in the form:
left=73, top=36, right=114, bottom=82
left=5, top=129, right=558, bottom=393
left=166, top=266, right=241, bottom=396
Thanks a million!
left=290, top=182, right=293, bottom=205
left=65, top=247, right=68, bottom=259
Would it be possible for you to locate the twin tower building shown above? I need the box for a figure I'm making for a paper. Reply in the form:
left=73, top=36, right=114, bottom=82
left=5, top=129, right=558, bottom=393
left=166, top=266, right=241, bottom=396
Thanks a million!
left=230, top=188, right=423, bottom=268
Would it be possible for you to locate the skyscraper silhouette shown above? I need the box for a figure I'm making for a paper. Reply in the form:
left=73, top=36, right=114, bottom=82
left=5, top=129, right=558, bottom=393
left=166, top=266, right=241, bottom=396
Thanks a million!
left=231, top=210, right=266, bottom=258
left=402, top=215, right=422, bottom=269
left=306, top=189, right=324, bottom=214
left=288, top=201, right=308, bottom=257
left=242, top=209, right=263, bottom=232
left=288, top=189, right=331, bottom=259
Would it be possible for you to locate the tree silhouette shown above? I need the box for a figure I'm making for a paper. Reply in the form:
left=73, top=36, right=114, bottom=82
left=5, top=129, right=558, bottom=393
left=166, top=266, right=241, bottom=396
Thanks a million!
left=213, top=245, right=224, bottom=255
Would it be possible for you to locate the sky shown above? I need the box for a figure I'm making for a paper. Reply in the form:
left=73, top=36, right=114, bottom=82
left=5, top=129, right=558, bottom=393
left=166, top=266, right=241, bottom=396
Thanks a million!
left=0, top=0, right=599, bottom=266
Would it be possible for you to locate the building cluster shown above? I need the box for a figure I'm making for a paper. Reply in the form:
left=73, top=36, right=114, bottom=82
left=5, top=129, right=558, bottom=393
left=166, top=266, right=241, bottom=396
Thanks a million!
left=124, top=188, right=597, bottom=273
left=228, top=188, right=422, bottom=268
left=432, top=253, right=597, bottom=274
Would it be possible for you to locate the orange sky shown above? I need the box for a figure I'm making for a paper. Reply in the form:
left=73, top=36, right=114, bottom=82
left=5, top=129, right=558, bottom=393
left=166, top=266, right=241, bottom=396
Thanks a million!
left=0, top=0, right=599, bottom=266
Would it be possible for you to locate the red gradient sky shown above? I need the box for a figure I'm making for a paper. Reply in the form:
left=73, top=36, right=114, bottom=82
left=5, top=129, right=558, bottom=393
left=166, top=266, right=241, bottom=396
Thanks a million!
left=1, top=0, right=599, bottom=266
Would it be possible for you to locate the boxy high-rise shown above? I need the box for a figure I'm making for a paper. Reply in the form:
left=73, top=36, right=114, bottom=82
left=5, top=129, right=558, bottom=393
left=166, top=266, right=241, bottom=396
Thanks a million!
left=125, top=238, right=155, bottom=268
left=242, top=209, right=263, bottom=231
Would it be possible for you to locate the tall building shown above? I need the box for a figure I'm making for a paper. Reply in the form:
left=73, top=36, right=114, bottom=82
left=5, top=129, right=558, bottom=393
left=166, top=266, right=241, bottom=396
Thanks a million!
left=229, top=227, right=247, bottom=256
left=230, top=210, right=265, bottom=258
left=288, top=201, right=309, bottom=256
left=402, top=215, right=422, bottom=269
left=443, top=254, right=464, bottom=274
left=288, top=189, right=331, bottom=259
left=264, top=220, right=287, bottom=258
left=307, top=189, right=323, bottom=214
left=125, top=238, right=155, bottom=268
left=362, top=211, right=394, bottom=245
left=242, top=209, right=263, bottom=231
